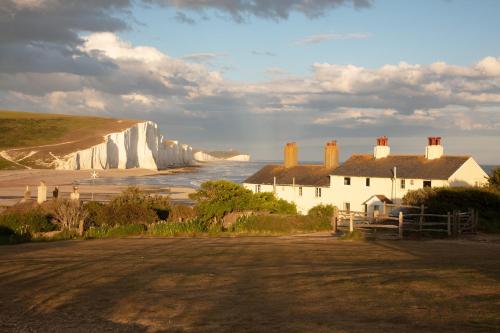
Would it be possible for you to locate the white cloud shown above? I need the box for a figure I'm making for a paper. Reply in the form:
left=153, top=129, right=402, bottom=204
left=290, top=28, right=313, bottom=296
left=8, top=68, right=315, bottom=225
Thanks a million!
left=294, top=33, right=370, bottom=45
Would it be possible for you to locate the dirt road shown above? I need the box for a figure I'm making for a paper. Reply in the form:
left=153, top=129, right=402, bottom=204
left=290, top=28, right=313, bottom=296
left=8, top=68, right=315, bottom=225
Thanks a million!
left=0, top=237, right=499, bottom=332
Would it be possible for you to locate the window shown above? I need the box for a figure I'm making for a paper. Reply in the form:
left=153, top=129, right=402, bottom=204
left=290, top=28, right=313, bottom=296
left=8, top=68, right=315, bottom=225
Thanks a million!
left=298, top=187, right=303, bottom=196
left=423, top=180, right=432, bottom=188
left=344, top=177, right=351, bottom=185
left=410, top=179, right=414, bottom=186
left=343, top=202, right=351, bottom=212
left=401, top=179, right=406, bottom=189
left=255, top=184, right=261, bottom=193
left=315, top=187, right=322, bottom=198
left=366, top=178, right=370, bottom=187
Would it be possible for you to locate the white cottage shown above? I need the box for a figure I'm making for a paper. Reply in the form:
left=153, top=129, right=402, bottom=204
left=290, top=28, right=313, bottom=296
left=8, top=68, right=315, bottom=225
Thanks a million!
left=243, top=137, right=489, bottom=214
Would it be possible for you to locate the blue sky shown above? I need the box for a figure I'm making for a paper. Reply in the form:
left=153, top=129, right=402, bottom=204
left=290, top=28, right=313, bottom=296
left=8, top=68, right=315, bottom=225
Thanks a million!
left=123, top=0, right=500, bottom=81
left=1, top=0, right=500, bottom=163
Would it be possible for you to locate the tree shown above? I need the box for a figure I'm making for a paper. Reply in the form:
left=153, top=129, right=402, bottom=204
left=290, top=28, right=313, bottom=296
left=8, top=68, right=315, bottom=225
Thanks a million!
left=488, top=167, right=500, bottom=190
left=189, top=180, right=254, bottom=225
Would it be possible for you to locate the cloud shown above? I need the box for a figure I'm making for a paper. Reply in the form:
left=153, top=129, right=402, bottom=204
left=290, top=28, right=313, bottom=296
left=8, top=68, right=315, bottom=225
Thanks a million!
left=181, top=52, right=226, bottom=63
left=174, top=11, right=196, bottom=24
left=150, top=0, right=373, bottom=22
left=293, top=33, right=371, bottom=45
left=251, top=50, right=276, bottom=57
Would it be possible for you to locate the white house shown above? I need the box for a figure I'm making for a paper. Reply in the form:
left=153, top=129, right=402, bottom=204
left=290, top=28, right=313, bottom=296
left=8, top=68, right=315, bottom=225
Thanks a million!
left=243, top=137, right=489, bottom=214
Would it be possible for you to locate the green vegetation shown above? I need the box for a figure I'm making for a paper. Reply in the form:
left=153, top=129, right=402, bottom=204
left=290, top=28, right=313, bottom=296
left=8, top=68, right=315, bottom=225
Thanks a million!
left=147, top=220, right=208, bottom=237
left=232, top=214, right=331, bottom=235
left=488, top=166, right=500, bottom=190
left=403, top=187, right=500, bottom=232
left=189, top=180, right=296, bottom=226
left=308, top=204, right=335, bottom=219
left=85, top=224, right=147, bottom=239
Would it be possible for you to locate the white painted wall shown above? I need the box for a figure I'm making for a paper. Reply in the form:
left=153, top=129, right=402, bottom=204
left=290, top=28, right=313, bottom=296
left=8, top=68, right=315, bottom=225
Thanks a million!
left=243, top=183, right=333, bottom=214
left=244, top=157, right=488, bottom=214
left=448, top=157, right=489, bottom=187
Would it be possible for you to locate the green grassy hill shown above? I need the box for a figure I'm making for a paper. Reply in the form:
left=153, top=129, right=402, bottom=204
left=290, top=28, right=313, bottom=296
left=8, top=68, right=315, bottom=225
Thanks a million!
left=0, top=110, right=141, bottom=170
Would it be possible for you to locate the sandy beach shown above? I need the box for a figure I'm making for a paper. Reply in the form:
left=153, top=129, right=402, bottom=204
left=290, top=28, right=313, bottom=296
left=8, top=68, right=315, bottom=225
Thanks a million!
left=0, top=168, right=197, bottom=207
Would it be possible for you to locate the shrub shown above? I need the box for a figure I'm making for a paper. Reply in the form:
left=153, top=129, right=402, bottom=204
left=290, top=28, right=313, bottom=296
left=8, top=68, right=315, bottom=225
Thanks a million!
left=189, top=180, right=254, bottom=225
left=189, top=181, right=297, bottom=226
left=308, top=204, right=335, bottom=220
left=488, top=167, right=500, bottom=190
left=402, top=187, right=500, bottom=232
left=148, top=219, right=208, bottom=237
left=168, top=205, right=196, bottom=222
left=232, top=214, right=331, bottom=234
left=0, top=209, right=55, bottom=233
left=83, top=201, right=107, bottom=227
left=52, top=200, right=89, bottom=232
left=85, top=224, right=146, bottom=239
left=102, top=187, right=168, bottom=226
left=250, top=192, right=297, bottom=214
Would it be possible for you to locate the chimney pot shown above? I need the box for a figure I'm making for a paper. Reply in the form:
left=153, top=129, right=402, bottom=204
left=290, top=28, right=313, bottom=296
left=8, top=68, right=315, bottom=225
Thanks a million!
left=324, top=140, right=339, bottom=169
left=374, top=136, right=390, bottom=159
left=425, top=137, right=444, bottom=160
left=284, top=142, right=298, bottom=168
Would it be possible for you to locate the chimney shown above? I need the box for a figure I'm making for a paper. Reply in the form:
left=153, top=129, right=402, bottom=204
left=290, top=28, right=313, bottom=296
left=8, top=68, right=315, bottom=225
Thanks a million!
left=425, top=136, right=443, bottom=160
left=324, top=140, right=339, bottom=169
left=284, top=142, right=298, bottom=168
left=373, top=136, right=390, bottom=159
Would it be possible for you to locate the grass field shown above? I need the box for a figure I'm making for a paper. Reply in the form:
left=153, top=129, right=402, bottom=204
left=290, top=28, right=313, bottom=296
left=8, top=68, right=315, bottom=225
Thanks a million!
left=0, top=110, right=140, bottom=169
left=0, top=237, right=498, bottom=332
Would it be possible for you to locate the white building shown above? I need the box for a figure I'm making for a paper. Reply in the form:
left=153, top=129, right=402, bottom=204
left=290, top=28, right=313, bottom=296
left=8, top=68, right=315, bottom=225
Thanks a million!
left=243, top=137, right=489, bottom=214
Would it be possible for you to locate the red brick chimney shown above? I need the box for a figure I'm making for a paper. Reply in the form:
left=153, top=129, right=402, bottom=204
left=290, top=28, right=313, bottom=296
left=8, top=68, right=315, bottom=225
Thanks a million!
left=374, top=136, right=390, bottom=159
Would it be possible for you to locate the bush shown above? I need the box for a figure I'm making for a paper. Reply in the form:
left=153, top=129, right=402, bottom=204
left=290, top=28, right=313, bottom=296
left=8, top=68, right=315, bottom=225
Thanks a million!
left=53, top=200, right=89, bottom=232
left=85, top=224, right=146, bottom=239
left=189, top=180, right=255, bottom=225
left=168, top=205, right=196, bottom=222
left=488, top=167, right=500, bottom=190
left=148, top=219, right=208, bottom=237
left=250, top=192, right=297, bottom=214
left=189, top=181, right=297, bottom=226
left=403, top=187, right=500, bottom=232
left=90, top=187, right=168, bottom=226
left=232, top=214, right=331, bottom=234
left=0, top=210, right=55, bottom=233
left=308, top=204, right=335, bottom=220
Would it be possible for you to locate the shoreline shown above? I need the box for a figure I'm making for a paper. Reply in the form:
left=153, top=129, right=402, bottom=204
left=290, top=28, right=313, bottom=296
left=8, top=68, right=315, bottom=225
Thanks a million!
left=0, top=167, right=199, bottom=207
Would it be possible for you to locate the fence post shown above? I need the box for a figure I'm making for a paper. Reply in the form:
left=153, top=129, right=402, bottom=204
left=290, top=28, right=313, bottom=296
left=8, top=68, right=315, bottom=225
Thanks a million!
left=332, top=207, right=338, bottom=234
left=419, top=204, right=424, bottom=232
left=448, top=212, right=451, bottom=237
left=399, top=211, right=404, bottom=240
left=452, top=210, right=459, bottom=237
left=474, top=209, right=479, bottom=233
left=349, top=213, right=354, bottom=233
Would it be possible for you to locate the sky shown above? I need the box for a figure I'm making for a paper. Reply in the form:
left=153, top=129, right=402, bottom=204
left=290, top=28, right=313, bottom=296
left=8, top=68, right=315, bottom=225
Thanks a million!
left=1, top=0, right=500, bottom=163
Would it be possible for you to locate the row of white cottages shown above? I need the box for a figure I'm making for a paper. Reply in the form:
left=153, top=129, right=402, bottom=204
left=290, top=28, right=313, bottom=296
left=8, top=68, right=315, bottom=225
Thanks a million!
left=243, top=137, right=489, bottom=215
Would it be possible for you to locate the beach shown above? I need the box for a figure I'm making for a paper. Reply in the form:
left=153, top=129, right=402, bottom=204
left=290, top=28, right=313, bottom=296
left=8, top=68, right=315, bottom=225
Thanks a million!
left=0, top=168, right=197, bottom=207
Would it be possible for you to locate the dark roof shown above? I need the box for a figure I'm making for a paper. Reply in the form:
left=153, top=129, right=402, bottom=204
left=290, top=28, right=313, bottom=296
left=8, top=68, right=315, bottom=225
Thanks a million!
left=332, top=155, right=470, bottom=180
left=363, top=195, right=393, bottom=204
left=244, top=164, right=333, bottom=186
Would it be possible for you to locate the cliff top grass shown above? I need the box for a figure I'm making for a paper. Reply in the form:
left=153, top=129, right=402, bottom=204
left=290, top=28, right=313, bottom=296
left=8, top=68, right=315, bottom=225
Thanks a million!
left=0, top=109, right=142, bottom=169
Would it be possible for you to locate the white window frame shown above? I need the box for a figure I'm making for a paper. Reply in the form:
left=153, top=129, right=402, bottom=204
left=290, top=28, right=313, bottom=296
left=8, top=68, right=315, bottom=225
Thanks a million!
left=315, top=187, right=322, bottom=198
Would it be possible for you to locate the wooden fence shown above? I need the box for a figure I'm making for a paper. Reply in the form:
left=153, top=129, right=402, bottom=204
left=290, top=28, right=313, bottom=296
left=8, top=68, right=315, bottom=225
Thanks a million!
left=332, top=207, right=478, bottom=239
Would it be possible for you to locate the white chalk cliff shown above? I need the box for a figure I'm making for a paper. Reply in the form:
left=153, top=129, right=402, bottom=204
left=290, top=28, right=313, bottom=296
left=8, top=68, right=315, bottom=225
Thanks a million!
left=55, top=121, right=194, bottom=170
left=194, top=151, right=251, bottom=162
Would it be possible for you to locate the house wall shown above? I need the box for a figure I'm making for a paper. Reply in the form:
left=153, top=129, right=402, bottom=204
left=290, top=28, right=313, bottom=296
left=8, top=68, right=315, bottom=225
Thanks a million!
left=448, top=157, right=489, bottom=187
left=243, top=183, right=334, bottom=214
left=329, top=175, right=448, bottom=212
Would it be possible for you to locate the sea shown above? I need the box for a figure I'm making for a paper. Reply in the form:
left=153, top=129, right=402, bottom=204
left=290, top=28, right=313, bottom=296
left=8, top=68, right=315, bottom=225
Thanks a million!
left=80, top=162, right=498, bottom=189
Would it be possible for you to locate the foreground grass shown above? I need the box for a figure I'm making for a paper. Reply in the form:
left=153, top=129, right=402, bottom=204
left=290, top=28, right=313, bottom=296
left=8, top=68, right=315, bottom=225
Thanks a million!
left=0, top=237, right=498, bottom=332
